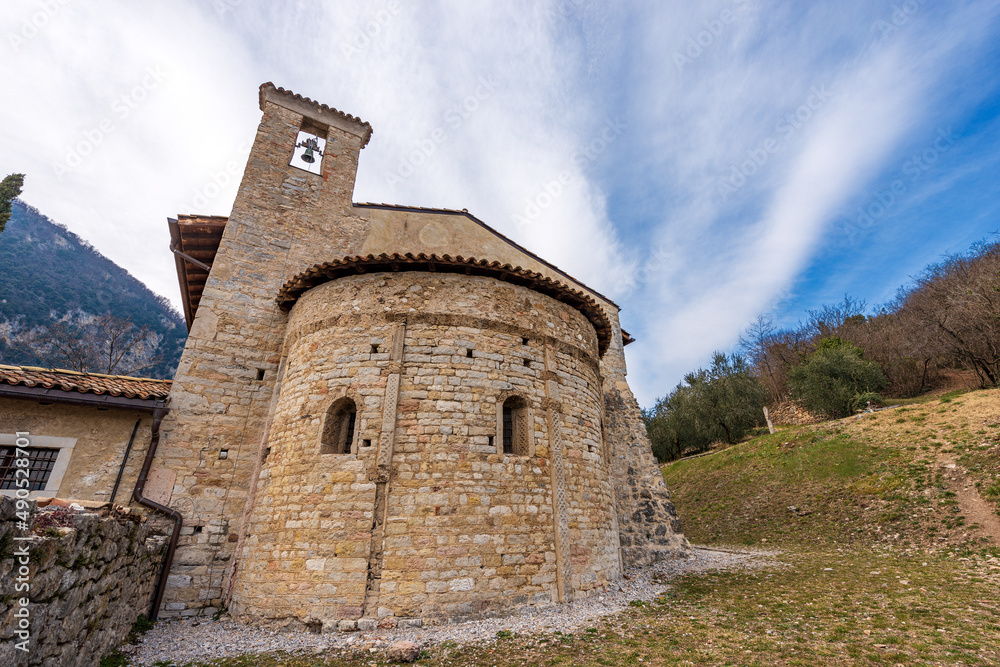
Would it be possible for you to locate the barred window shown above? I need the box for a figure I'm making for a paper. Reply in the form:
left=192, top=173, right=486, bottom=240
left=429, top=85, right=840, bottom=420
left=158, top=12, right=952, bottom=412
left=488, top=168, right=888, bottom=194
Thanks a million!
left=321, top=397, right=357, bottom=455
left=501, top=396, right=529, bottom=456
left=0, top=446, right=59, bottom=491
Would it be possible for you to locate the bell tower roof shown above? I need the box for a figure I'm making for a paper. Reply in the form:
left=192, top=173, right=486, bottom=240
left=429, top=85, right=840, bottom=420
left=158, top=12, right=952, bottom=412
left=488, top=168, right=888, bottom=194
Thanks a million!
left=258, top=82, right=373, bottom=147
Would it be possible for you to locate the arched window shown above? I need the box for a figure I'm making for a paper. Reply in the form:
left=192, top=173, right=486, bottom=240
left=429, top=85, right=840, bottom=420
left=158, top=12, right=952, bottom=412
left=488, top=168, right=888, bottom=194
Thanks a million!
left=501, top=396, right=529, bottom=456
left=321, top=397, right=357, bottom=455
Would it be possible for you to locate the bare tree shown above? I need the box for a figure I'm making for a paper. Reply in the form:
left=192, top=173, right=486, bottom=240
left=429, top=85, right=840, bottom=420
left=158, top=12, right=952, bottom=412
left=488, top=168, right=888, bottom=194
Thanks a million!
left=806, top=295, right=867, bottom=338
left=903, top=240, right=1000, bottom=387
left=2, top=313, right=161, bottom=376
left=738, top=314, right=782, bottom=401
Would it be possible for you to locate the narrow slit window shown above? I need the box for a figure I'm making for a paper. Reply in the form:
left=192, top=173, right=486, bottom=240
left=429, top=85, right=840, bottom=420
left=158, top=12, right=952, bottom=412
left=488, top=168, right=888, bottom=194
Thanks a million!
left=321, top=397, right=358, bottom=454
left=502, top=406, right=514, bottom=454
left=501, top=396, right=529, bottom=456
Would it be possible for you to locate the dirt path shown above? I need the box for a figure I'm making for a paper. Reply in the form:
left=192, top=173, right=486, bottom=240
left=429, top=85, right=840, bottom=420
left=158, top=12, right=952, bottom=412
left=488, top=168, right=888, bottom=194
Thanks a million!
left=936, top=454, right=1000, bottom=546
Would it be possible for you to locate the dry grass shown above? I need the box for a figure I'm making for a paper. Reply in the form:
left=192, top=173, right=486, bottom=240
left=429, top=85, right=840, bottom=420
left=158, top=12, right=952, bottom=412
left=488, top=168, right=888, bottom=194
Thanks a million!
left=144, top=390, right=1000, bottom=667
left=167, top=548, right=1000, bottom=666
left=662, top=388, right=1000, bottom=550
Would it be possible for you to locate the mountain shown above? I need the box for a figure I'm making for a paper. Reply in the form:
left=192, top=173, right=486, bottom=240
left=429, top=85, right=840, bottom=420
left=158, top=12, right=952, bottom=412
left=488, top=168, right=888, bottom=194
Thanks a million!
left=0, top=200, right=185, bottom=379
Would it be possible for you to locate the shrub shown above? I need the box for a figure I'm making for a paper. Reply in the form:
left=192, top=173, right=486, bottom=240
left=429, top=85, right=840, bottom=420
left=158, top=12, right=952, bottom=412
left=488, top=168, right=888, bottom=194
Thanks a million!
left=645, top=352, right=768, bottom=461
left=788, top=338, right=887, bottom=418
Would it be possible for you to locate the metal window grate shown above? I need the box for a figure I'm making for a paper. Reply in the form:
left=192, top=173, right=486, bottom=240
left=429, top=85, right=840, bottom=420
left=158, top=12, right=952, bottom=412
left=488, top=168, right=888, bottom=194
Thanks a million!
left=343, top=411, right=356, bottom=454
left=0, top=446, right=59, bottom=491
left=502, top=406, right=514, bottom=454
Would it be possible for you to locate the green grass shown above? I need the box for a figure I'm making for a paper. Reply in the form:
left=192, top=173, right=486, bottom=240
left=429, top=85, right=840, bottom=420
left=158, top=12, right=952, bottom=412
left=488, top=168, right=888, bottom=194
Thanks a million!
left=168, top=549, right=1000, bottom=667
left=662, top=427, right=913, bottom=546
left=663, top=388, right=1000, bottom=548
left=121, top=389, right=1000, bottom=667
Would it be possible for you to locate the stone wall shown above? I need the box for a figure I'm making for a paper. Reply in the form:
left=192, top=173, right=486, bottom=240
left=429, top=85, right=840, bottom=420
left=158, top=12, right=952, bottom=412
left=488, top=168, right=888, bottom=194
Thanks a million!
left=600, top=326, right=689, bottom=568
left=0, top=401, right=154, bottom=503
left=157, top=83, right=688, bottom=620
left=229, top=273, right=619, bottom=628
left=0, top=497, right=168, bottom=667
left=156, top=94, right=375, bottom=618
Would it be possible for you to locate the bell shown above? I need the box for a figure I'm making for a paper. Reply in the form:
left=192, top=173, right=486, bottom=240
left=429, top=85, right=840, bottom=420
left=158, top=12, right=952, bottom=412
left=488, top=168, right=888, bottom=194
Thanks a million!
left=295, top=136, right=323, bottom=165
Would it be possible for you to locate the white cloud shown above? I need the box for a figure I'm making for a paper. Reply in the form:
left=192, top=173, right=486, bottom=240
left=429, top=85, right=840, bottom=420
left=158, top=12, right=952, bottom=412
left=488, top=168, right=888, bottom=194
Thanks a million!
left=0, top=0, right=997, bottom=408
left=0, top=0, right=632, bottom=310
left=0, top=1, right=261, bottom=309
left=616, top=0, right=1000, bottom=404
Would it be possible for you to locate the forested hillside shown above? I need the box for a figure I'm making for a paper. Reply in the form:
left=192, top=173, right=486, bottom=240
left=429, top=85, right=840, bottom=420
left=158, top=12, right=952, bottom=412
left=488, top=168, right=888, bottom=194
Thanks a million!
left=0, top=200, right=185, bottom=378
left=646, top=237, right=1000, bottom=462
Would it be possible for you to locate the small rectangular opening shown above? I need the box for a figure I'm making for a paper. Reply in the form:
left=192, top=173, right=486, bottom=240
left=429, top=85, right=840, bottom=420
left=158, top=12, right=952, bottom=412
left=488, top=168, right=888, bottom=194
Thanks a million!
left=362, top=438, right=372, bottom=448
left=466, top=349, right=474, bottom=358
left=523, top=358, right=531, bottom=367
left=488, top=436, right=494, bottom=448
left=371, top=344, right=380, bottom=354
left=521, top=337, right=529, bottom=345
left=193, top=526, right=203, bottom=534
left=255, top=368, right=265, bottom=381
left=219, top=449, right=229, bottom=460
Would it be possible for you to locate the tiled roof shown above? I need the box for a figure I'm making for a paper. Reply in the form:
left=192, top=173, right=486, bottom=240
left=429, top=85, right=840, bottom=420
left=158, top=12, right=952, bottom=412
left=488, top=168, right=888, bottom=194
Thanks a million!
left=353, top=203, right=619, bottom=309
left=0, top=364, right=171, bottom=401
left=276, top=252, right=614, bottom=356
left=259, top=82, right=373, bottom=147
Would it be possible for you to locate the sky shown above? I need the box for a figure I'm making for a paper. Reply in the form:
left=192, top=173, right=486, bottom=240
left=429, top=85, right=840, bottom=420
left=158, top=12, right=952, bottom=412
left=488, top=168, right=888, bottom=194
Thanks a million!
left=1, top=0, right=998, bottom=407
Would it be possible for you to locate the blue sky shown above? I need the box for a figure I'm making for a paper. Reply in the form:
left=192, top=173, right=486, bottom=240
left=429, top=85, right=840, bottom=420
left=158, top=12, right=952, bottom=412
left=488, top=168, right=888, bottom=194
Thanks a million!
left=1, top=0, right=998, bottom=406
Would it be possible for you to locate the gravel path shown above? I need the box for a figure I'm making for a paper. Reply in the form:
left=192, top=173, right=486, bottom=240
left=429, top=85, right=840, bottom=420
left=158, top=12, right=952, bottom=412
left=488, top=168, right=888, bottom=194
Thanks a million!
left=126, top=546, right=778, bottom=666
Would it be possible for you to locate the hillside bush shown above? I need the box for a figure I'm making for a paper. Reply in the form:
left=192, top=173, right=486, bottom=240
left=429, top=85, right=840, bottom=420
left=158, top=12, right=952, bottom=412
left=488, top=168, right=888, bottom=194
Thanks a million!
left=788, top=338, right=886, bottom=418
left=645, top=352, right=767, bottom=461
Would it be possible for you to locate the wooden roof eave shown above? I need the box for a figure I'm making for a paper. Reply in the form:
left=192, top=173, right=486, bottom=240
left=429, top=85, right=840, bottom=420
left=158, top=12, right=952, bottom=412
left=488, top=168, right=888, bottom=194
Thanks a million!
left=168, top=218, right=195, bottom=330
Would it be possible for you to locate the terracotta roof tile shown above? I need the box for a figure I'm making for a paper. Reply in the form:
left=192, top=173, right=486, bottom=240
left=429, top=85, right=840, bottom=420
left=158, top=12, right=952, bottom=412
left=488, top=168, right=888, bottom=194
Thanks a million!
left=276, top=252, right=614, bottom=356
left=259, top=82, right=373, bottom=147
left=0, top=364, right=171, bottom=401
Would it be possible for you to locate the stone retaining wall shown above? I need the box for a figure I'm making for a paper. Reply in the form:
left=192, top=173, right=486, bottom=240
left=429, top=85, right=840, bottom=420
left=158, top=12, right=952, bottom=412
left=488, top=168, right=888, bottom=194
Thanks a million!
left=0, top=498, right=168, bottom=667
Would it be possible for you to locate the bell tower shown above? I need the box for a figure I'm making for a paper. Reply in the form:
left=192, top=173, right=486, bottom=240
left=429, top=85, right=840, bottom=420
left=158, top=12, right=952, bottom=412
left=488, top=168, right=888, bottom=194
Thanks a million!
left=155, top=84, right=374, bottom=618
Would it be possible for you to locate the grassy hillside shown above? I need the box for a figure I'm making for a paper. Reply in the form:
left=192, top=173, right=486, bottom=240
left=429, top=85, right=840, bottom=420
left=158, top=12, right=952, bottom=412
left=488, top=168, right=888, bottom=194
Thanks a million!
left=112, top=390, right=1000, bottom=667
left=662, top=388, right=1000, bottom=550
left=0, top=200, right=185, bottom=378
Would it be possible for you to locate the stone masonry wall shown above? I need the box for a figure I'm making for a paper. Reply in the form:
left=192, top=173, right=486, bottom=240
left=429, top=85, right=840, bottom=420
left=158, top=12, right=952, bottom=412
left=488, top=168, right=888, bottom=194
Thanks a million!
left=600, top=321, right=689, bottom=568
left=230, top=273, right=618, bottom=629
left=156, top=97, right=374, bottom=617
left=0, top=497, right=168, bottom=667
left=159, top=84, right=687, bottom=620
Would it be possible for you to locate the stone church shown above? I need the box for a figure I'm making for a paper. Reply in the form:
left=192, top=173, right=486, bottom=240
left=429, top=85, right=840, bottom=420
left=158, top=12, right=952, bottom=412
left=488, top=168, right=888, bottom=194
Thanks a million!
left=156, top=83, right=687, bottom=629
